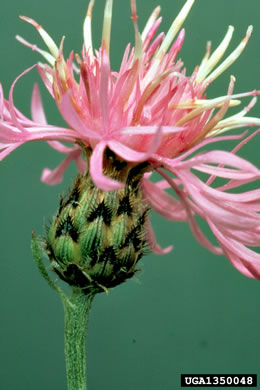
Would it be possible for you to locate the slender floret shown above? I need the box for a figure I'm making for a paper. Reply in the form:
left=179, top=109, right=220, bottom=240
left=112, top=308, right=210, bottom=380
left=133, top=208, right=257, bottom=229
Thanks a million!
left=1, top=0, right=260, bottom=280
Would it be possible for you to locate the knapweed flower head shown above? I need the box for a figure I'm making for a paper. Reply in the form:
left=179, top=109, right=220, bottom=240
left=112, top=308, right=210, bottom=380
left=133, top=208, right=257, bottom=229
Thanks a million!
left=1, top=0, right=260, bottom=282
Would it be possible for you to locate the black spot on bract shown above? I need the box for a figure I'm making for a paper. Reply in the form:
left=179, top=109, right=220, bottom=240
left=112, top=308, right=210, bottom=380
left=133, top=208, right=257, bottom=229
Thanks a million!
left=127, top=162, right=149, bottom=185
left=97, top=246, right=117, bottom=278
left=104, top=148, right=116, bottom=160
left=87, top=201, right=112, bottom=225
left=125, top=210, right=149, bottom=251
left=113, top=159, right=128, bottom=171
left=125, top=227, right=143, bottom=249
left=104, top=147, right=128, bottom=171
left=120, top=250, right=134, bottom=268
left=123, top=210, right=148, bottom=251
left=136, top=250, right=144, bottom=262
left=58, top=195, right=65, bottom=215
left=53, top=267, right=68, bottom=284
left=98, top=246, right=117, bottom=265
left=117, top=195, right=132, bottom=216
left=85, top=236, right=101, bottom=266
left=107, top=270, right=135, bottom=288
left=65, top=187, right=81, bottom=208
left=138, top=209, right=149, bottom=226
left=63, top=176, right=82, bottom=208
left=56, top=215, right=79, bottom=242
left=63, top=264, right=89, bottom=288
left=131, top=180, right=140, bottom=194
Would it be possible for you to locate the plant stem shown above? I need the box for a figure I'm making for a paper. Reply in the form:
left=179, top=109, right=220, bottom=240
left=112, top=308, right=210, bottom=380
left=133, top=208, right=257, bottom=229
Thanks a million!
left=63, top=288, right=94, bottom=390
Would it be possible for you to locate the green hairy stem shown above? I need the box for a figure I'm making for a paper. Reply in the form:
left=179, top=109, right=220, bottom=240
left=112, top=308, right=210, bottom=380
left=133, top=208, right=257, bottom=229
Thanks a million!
left=63, top=290, right=94, bottom=390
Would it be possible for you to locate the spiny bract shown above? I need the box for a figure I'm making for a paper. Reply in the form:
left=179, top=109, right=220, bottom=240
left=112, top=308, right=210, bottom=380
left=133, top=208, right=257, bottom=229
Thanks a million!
left=46, top=150, right=150, bottom=293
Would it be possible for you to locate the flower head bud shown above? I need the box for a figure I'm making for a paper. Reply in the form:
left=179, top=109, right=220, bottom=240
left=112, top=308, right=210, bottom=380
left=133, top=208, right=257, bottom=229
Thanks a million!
left=46, top=149, right=150, bottom=294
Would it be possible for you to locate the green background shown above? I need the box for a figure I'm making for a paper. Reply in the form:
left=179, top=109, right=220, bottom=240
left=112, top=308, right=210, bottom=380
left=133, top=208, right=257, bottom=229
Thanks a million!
left=0, top=0, right=260, bottom=389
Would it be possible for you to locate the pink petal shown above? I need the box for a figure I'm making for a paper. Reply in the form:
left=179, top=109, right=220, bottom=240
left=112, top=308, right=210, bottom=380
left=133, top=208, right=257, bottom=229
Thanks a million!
left=210, top=222, right=260, bottom=263
left=179, top=168, right=260, bottom=206
left=36, top=64, right=54, bottom=97
left=157, top=168, right=223, bottom=255
left=99, top=49, right=110, bottom=135
left=74, top=152, right=86, bottom=173
left=59, top=92, right=101, bottom=140
left=223, top=248, right=259, bottom=279
left=0, top=142, right=24, bottom=160
left=90, top=141, right=124, bottom=190
left=0, top=122, right=27, bottom=142
left=119, top=125, right=185, bottom=135
left=177, top=171, right=260, bottom=230
left=25, top=127, right=77, bottom=142
left=145, top=217, right=173, bottom=254
left=142, top=176, right=187, bottom=221
left=0, top=84, right=4, bottom=114
left=46, top=140, right=75, bottom=153
left=174, top=150, right=259, bottom=175
left=41, top=155, right=73, bottom=185
left=170, top=131, right=248, bottom=164
left=108, top=125, right=162, bottom=162
left=9, top=65, right=37, bottom=133
left=145, top=32, right=165, bottom=63
left=209, top=221, right=260, bottom=280
left=31, top=83, right=47, bottom=124
left=143, top=17, right=162, bottom=51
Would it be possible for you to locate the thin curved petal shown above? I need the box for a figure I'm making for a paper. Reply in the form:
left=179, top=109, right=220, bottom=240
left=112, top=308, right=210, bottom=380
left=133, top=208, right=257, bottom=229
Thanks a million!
left=108, top=125, right=162, bottom=162
left=157, top=168, right=223, bottom=255
left=0, top=142, right=24, bottom=160
left=41, top=149, right=81, bottom=185
left=46, top=140, right=75, bottom=153
left=145, top=217, right=173, bottom=254
left=8, top=65, right=37, bottom=132
left=142, top=176, right=187, bottom=221
left=41, top=158, right=72, bottom=185
left=31, top=83, right=47, bottom=124
left=99, top=49, right=110, bottom=135
left=90, top=141, right=124, bottom=190
left=59, top=92, right=101, bottom=140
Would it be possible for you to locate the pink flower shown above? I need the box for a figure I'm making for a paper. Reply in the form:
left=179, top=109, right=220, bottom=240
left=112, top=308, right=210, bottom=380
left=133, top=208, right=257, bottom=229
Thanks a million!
left=1, top=0, right=260, bottom=279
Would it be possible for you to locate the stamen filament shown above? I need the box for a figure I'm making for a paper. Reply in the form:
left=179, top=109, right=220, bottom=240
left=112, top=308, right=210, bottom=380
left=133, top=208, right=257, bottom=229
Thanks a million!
left=196, top=26, right=234, bottom=83
left=154, top=0, right=195, bottom=61
left=131, top=0, right=143, bottom=64
left=205, top=26, right=253, bottom=84
left=141, top=6, right=161, bottom=42
left=102, top=0, right=113, bottom=54
left=19, top=15, right=59, bottom=58
left=83, top=0, right=95, bottom=57
left=16, top=35, right=55, bottom=66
